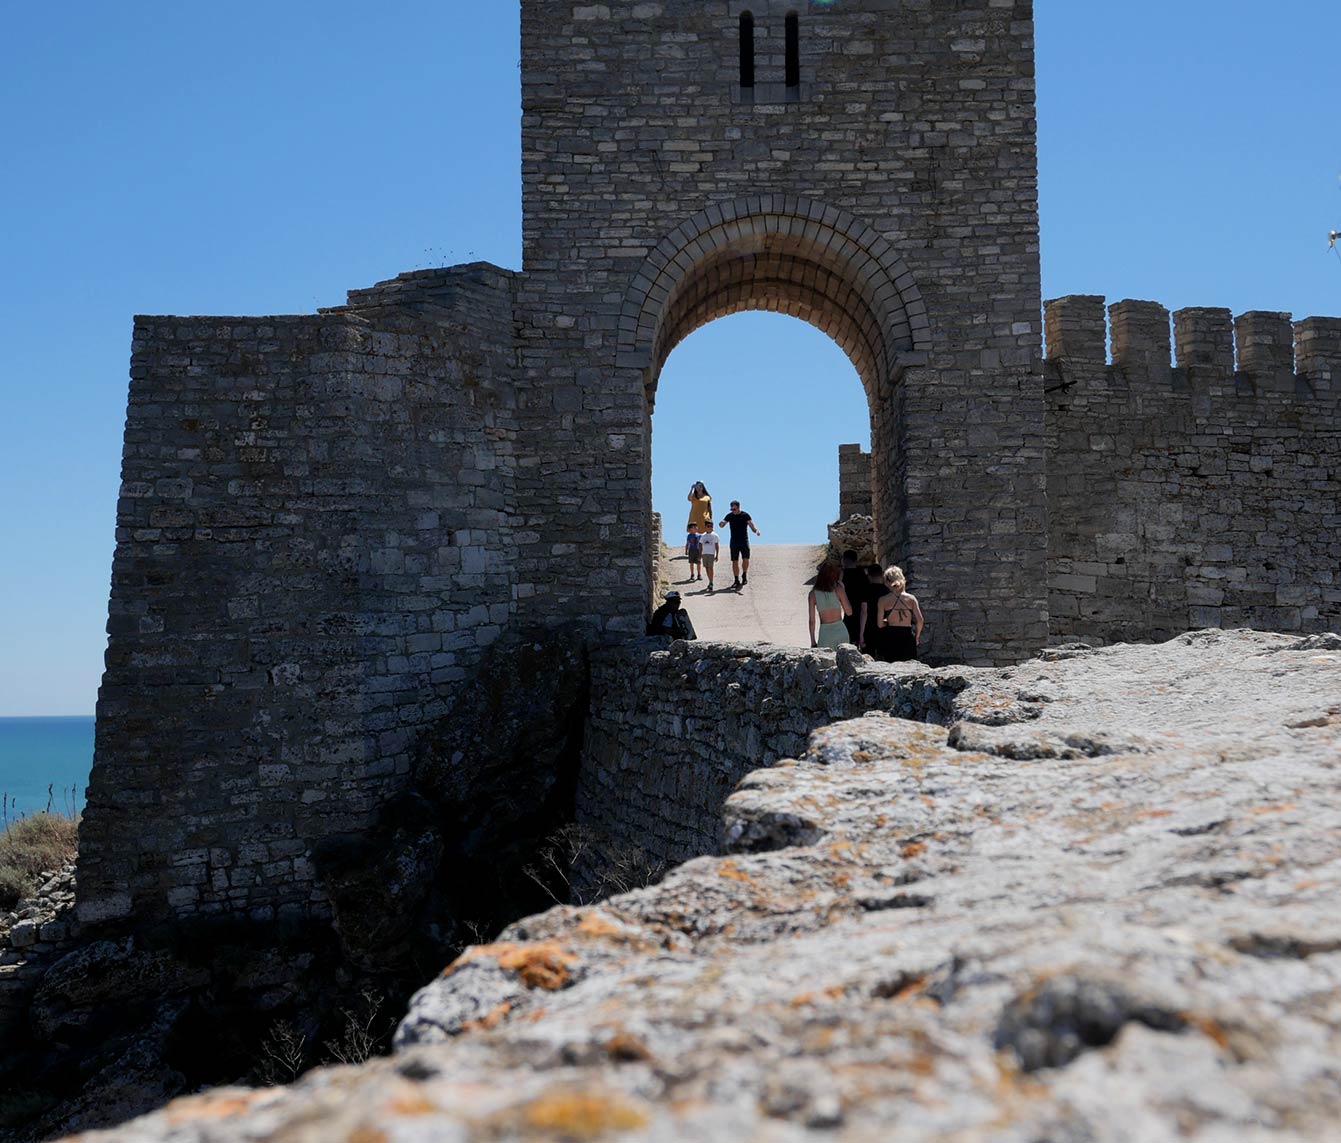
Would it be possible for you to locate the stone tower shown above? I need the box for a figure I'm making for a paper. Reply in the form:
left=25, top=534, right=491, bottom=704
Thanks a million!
left=515, top=0, right=1049, bottom=661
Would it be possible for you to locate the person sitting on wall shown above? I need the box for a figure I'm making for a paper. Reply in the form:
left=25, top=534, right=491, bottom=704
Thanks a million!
left=647, top=590, right=697, bottom=640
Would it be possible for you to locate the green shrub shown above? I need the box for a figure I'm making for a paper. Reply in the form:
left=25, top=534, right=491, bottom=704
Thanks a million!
left=0, top=812, right=79, bottom=911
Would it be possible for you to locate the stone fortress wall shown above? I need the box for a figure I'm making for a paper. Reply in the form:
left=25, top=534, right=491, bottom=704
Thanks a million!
left=1044, top=296, right=1341, bottom=645
left=579, top=640, right=966, bottom=868
left=73, top=1, right=1340, bottom=938
left=81, top=266, right=521, bottom=927
left=836, top=443, right=873, bottom=521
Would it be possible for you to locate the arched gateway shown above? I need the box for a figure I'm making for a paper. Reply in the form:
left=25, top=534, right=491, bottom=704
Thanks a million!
left=618, top=195, right=932, bottom=582
left=515, top=0, right=1050, bottom=665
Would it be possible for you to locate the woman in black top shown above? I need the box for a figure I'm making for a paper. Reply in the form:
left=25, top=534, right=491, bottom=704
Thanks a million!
left=875, top=565, right=924, bottom=661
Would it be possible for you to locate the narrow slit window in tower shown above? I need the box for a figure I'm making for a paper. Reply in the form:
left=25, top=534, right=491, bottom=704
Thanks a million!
left=740, top=12, right=755, bottom=89
left=785, top=12, right=800, bottom=90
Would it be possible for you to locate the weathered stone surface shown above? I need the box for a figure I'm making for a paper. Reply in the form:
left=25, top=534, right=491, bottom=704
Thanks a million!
left=825, top=515, right=876, bottom=567
left=30, top=938, right=211, bottom=1042
left=67, top=631, right=1341, bottom=1141
left=578, top=639, right=967, bottom=870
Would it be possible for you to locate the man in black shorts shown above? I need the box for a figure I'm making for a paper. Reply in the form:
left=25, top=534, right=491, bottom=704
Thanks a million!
left=719, top=500, right=762, bottom=588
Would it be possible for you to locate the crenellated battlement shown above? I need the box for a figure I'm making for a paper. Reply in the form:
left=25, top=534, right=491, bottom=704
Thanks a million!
left=1044, top=295, right=1341, bottom=401
left=1045, top=293, right=1341, bottom=654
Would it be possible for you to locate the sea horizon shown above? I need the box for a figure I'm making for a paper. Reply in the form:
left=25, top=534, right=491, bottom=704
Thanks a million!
left=0, top=715, right=94, bottom=820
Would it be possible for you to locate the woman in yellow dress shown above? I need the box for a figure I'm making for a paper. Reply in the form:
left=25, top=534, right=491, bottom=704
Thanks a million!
left=686, top=481, right=713, bottom=534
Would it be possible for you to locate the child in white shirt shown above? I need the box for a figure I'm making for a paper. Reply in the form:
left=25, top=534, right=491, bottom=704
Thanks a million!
left=698, top=522, right=721, bottom=593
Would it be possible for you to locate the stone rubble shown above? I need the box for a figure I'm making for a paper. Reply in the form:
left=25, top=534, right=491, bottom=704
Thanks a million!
left=824, top=515, right=877, bottom=567
left=61, top=630, right=1341, bottom=1142
left=0, top=863, right=79, bottom=1031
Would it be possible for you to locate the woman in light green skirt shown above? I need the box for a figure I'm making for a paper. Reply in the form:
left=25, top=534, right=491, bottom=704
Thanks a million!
left=808, top=560, right=853, bottom=649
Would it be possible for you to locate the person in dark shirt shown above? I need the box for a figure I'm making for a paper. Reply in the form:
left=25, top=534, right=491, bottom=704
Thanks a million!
left=860, top=563, right=891, bottom=659
left=840, top=550, right=867, bottom=645
left=647, top=591, right=697, bottom=640
left=719, top=500, right=761, bottom=589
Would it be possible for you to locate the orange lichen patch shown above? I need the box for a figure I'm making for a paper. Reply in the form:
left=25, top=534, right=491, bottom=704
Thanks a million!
left=386, top=1089, right=440, bottom=1116
left=1247, top=802, right=1299, bottom=816
left=164, top=1089, right=273, bottom=1125
left=346, top=1129, right=388, bottom=1143
left=790, top=984, right=849, bottom=1007
left=873, top=973, right=928, bottom=1002
left=1185, top=1013, right=1233, bottom=1053
left=716, top=859, right=759, bottom=885
left=906, top=1051, right=937, bottom=1077
left=454, top=940, right=579, bottom=990
left=603, top=1030, right=654, bottom=1062
left=498, top=942, right=579, bottom=990
left=511, top=1089, right=649, bottom=1136
left=1132, top=809, right=1173, bottom=821
left=461, top=999, right=514, bottom=1032
left=576, top=911, right=626, bottom=939
left=901, top=840, right=927, bottom=860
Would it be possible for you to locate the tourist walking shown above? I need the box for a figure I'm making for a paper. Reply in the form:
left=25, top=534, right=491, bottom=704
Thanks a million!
left=698, top=519, right=722, bottom=593
left=719, top=500, right=761, bottom=588
left=685, top=522, right=703, bottom=581
left=647, top=591, right=697, bottom=640
left=808, top=561, right=853, bottom=649
left=859, top=563, right=890, bottom=660
left=840, top=550, right=867, bottom=644
left=686, top=481, right=713, bottom=541
left=875, top=566, right=924, bottom=661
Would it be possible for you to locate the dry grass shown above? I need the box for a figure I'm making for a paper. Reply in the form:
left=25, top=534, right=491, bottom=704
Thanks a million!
left=0, top=812, right=79, bottom=910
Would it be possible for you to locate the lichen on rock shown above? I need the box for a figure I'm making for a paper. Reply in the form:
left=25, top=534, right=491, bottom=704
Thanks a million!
left=56, top=631, right=1341, bottom=1141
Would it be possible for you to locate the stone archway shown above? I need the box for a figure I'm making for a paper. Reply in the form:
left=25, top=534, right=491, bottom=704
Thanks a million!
left=619, top=195, right=930, bottom=589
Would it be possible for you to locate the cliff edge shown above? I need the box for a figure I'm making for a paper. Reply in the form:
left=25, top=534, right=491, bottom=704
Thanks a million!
left=65, top=630, right=1341, bottom=1141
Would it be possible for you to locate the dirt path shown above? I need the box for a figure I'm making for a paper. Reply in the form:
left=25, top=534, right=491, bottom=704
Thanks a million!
left=664, top=543, right=824, bottom=648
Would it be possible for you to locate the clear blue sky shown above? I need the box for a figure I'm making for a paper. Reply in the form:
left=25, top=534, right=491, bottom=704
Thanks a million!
left=2, top=1, right=1337, bottom=715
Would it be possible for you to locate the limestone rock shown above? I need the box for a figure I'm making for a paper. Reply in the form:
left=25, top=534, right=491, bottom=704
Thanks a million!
left=58, top=631, right=1341, bottom=1141
left=825, top=514, right=876, bottom=566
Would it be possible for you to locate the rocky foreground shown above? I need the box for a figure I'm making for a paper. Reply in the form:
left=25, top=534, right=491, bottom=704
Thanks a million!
left=67, top=631, right=1341, bottom=1142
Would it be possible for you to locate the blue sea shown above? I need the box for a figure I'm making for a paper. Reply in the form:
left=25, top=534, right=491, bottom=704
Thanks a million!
left=0, top=717, right=92, bottom=820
